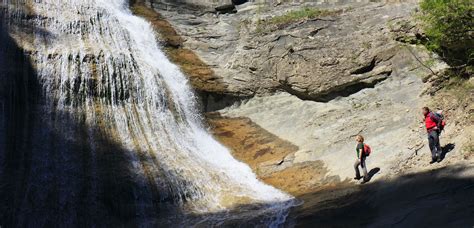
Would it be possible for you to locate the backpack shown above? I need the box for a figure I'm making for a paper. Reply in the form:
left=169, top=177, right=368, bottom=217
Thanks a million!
left=431, top=111, right=446, bottom=132
left=363, top=144, right=372, bottom=156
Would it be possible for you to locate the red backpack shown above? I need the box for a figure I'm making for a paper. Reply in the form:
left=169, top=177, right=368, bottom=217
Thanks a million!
left=364, top=144, right=372, bottom=156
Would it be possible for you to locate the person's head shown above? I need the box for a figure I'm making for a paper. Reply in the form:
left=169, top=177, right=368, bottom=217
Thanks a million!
left=422, top=107, right=430, bottom=116
left=355, top=135, right=364, bottom=143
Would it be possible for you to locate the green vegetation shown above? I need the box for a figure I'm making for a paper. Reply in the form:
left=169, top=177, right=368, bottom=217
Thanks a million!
left=424, top=58, right=437, bottom=68
left=266, top=7, right=332, bottom=25
left=419, top=0, right=474, bottom=69
left=442, top=75, right=474, bottom=100
left=429, top=74, right=473, bottom=130
left=256, top=7, right=336, bottom=32
left=362, top=41, right=372, bottom=49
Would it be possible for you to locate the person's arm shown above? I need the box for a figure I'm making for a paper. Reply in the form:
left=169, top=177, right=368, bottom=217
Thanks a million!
left=357, top=144, right=363, bottom=160
left=356, top=146, right=359, bottom=160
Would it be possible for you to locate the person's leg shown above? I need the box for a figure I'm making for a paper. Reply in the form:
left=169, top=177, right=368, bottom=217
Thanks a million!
left=428, top=133, right=437, bottom=161
left=361, top=159, right=368, bottom=181
left=354, top=159, right=361, bottom=179
left=432, top=131, right=442, bottom=160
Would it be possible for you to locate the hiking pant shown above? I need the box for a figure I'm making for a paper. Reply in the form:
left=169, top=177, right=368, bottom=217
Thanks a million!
left=354, top=158, right=368, bottom=179
left=428, top=130, right=442, bottom=159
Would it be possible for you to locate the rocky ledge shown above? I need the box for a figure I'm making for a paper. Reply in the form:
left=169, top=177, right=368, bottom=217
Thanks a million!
left=148, top=1, right=421, bottom=103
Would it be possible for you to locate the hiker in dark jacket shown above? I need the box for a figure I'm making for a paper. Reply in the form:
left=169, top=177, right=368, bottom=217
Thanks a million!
left=422, top=107, right=442, bottom=164
left=354, top=135, right=369, bottom=183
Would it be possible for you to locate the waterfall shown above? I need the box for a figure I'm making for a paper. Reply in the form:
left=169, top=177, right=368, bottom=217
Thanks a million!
left=0, top=0, right=294, bottom=226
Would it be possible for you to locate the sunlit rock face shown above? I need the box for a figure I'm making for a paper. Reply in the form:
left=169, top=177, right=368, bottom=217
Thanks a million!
left=151, top=1, right=421, bottom=101
left=148, top=0, right=452, bottom=189
left=0, top=0, right=294, bottom=226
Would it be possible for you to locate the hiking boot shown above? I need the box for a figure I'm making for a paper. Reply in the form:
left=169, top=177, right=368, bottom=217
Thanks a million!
left=354, top=176, right=362, bottom=180
left=429, top=159, right=437, bottom=164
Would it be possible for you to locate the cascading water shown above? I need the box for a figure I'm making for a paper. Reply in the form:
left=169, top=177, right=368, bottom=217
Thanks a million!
left=0, top=0, right=294, bottom=226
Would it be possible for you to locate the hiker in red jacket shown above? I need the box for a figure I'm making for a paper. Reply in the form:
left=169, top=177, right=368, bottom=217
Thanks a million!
left=422, top=107, right=442, bottom=164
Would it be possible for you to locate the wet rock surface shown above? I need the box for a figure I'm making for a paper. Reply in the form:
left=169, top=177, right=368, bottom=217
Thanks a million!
left=131, top=0, right=228, bottom=96
left=207, top=113, right=343, bottom=196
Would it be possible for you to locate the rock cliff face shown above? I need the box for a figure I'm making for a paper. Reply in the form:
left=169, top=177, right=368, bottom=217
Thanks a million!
left=143, top=0, right=442, bottom=186
left=151, top=1, right=417, bottom=102
left=140, top=1, right=474, bottom=225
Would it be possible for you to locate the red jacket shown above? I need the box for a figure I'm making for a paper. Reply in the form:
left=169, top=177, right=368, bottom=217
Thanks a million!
left=425, top=112, right=439, bottom=131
